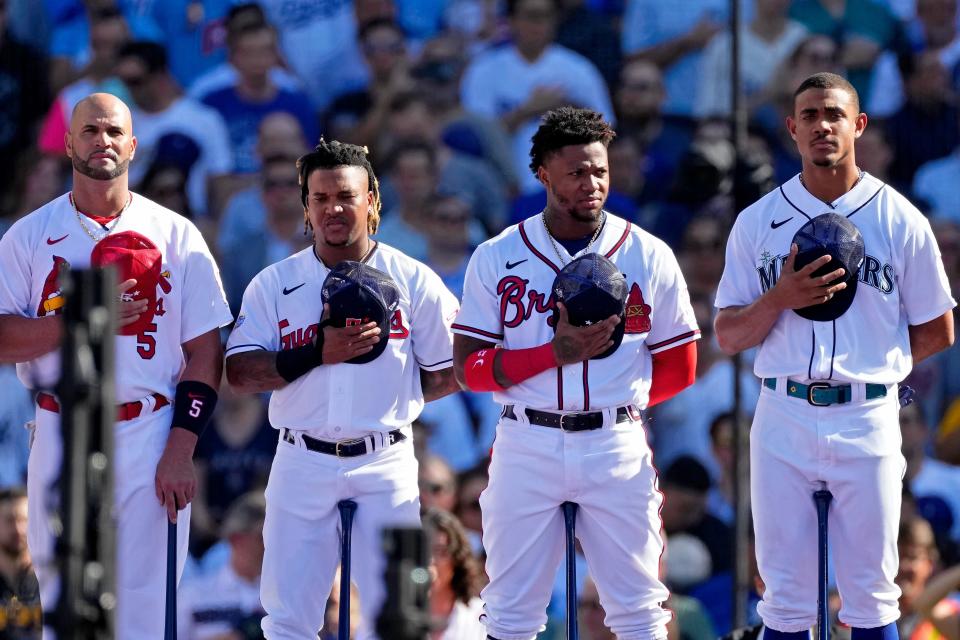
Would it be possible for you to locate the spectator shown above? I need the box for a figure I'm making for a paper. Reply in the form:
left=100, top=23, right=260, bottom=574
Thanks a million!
left=677, top=214, right=728, bottom=299
left=324, top=18, right=414, bottom=148
left=454, top=464, right=488, bottom=557
left=901, top=401, right=960, bottom=557
left=555, top=0, right=622, bottom=88
left=177, top=491, right=267, bottom=639
left=887, top=50, right=960, bottom=190
left=913, top=138, right=960, bottom=223
left=320, top=566, right=361, bottom=640
left=186, top=3, right=302, bottom=102
left=115, top=40, right=233, bottom=218
left=0, top=151, right=68, bottom=235
left=423, top=508, right=486, bottom=639
left=579, top=576, right=615, bottom=640
left=137, top=159, right=192, bottom=220
left=706, top=412, right=736, bottom=526
left=855, top=123, right=895, bottom=184
left=660, top=455, right=733, bottom=578
left=938, top=397, right=960, bottom=467
left=411, top=32, right=518, bottom=192
left=613, top=59, right=695, bottom=205
left=419, top=455, right=458, bottom=513
left=696, top=0, right=808, bottom=118
left=0, top=487, right=40, bottom=637
left=0, top=365, right=32, bottom=489
left=897, top=516, right=947, bottom=640
left=0, top=0, right=51, bottom=196
left=256, top=0, right=369, bottom=112
left=621, top=0, right=729, bottom=117
left=374, top=140, right=438, bottom=262
left=382, top=92, right=508, bottom=235
left=788, top=0, right=905, bottom=104
left=912, top=559, right=960, bottom=640
left=190, top=382, right=276, bottom=558
left=198, top=18, right=318, bottom=177
left=149, top=0, right=233, bottom=89
left=460, top=0, right=614, bottom=194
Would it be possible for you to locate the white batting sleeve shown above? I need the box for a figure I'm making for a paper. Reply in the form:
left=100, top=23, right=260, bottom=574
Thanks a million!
left=451, top=246, right=504, bottom=343
left=0, top=219, right=34, bottom=316
left=715, top=212, right=761, bottom=309
left=896, top=211, right=957, bottom=325
left=410, top=267, right=459, bottom=371
left=645, top=244, right=700, bottom=354
left=226, top=271, right=280, bottom=356
left=180, top=225, right=232, bottom=342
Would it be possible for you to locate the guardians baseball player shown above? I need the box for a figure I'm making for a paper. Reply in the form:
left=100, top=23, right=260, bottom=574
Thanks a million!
left=0, top=93, right=232, bottom=638
left=225, top=138, right=461, bottom=639
left=714, top=73, right=956, bottom=640
left=452, top=107, right=700, bottom=640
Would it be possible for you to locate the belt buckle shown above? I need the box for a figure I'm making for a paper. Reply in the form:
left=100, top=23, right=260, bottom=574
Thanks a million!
left=558, top=413, right=575, bottom=431
left=806, top=382, right=833, bottom=407
left=335, top=437, right=366, bottom=457
left=559, top=412, right=585, bottom=431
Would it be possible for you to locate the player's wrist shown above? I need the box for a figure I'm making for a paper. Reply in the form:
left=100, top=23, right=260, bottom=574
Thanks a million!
left=275, top=342, right=323, bottom=382
left=171, top=380, right=218, bottom=437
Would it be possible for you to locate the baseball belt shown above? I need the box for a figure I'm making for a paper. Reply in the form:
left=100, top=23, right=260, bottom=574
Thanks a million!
left=36, top=391, right=170, bottom=421
left=762, top=378, right=887, bottom=407
left=503, top=405, right=642, bottom=431
left=281, top=427, right=406, bottom=458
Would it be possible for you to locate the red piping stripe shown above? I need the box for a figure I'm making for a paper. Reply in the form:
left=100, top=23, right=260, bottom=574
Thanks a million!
left=604, top=222, right=631, bottom=257
left=519, top=220, right=560, bottom=273
left=647, top=329, right=700, bottom=351
left=451, top=323, right=503, bottom=340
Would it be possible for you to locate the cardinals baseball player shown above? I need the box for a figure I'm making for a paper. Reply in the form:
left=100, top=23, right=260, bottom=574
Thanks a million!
left=714, top=73, right=956, bottom=640
left=0, top=93, right=232, bottom=638
left=452, top=107, right=699, bottom=640
left=225, top=138, right=460, bottom=639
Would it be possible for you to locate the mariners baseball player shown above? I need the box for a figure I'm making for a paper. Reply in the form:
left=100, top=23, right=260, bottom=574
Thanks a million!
left=224, top=138, right=461, bottom=639
left=452, top=107, right=700, bottom=640
left=714, top=73, right=956, bottom=640
left=0, top=93, right=232, bottom=638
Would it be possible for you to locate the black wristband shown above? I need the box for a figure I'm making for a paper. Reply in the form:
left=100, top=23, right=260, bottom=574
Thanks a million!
left=275, top=342, right=322, bottom=383
left=171, top=380, right=218, bottom=436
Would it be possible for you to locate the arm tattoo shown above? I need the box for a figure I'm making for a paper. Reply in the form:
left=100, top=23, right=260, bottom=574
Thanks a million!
left=420, top=367, right=461, bottom=402
left=552, top=335, right=581, bottom=364
left=226, top=351, right=289, bottom=393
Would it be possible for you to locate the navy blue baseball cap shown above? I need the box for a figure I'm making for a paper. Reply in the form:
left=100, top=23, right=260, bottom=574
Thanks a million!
left=322, top=261, right=400, bottom=364
left=792, top=212, right=865, bottom=322
left=551, top=253, right=628, bottom=359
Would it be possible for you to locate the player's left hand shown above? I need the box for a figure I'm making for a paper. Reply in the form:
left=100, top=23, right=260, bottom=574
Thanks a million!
left=155, top=428, right=199, bottom=523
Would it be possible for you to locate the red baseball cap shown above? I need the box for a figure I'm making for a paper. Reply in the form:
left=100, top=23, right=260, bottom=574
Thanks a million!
left=90, top=230, right=162, bottom=336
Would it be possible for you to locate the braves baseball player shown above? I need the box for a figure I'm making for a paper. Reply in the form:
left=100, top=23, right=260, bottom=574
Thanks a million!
left=714, top=72, right=956, bottom=640
left=224, top=138, right=461, bottom=639
left=0, top=93, right=232, bottom=638
left=452, top=107, right=700, bottom=640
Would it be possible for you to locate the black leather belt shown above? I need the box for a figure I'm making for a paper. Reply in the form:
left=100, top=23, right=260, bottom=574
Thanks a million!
left=282, top=428, right=406, bottom=457
left=503, top=405, right=640, bottom=431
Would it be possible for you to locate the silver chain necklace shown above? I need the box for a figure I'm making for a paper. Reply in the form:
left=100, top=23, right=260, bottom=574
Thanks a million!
left=71, top=191, right=131, bottom=242
left=541, top=210, right=606, bottom=266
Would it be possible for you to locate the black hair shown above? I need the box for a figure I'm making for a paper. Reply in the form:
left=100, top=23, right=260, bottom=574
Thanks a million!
left=793, top=72, right=860, bottom=114
left=528, top=106, right=616, bottom=176
left=382, top=138, right=437, bottom=173
left=117, top=41, right=168, bottom=74
left=506, top=0, right=559, bottom=17
left=297, top=137, right=382, bottom=234
left=0, top=486, right=27, bottom=503
left=358, top=18, right=404, bottom=43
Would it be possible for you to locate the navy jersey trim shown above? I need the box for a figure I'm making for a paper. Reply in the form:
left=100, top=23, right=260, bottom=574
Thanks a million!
left=807, top=325, right=815, bottom=380
left=451, top=323, right=503, bottom=340
left=556, top=367, right=564, bottom=410
left=582, top=361, right=590, bottom=410
left=519, top=219, right=561, bottom=273
left=419, top=357, right=453, bottom=368
left=829, top=320, right=836, bottom=379
left=779, top=184, right=814, bottom=221
left=845, top=184, right=885, bottom=219
left=225, top=343, right=267, bottom=354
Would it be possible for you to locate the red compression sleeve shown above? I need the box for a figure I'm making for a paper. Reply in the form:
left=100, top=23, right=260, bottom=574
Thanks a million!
left=647, top=341, right=697, bottom=407
left=464, top=344, right=558, bottom=392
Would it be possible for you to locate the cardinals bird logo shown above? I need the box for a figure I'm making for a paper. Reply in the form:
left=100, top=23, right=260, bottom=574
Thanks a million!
left=37, top=256, right=70, bottom=316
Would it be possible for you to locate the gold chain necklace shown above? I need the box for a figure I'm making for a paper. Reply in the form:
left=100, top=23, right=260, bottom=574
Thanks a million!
left=541, top=210, right=605, bottom=266
left=71, top=192, right=131, bottom=242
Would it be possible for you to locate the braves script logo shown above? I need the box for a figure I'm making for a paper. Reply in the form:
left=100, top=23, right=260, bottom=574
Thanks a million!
left=498, top=276, right=555, bottom=328
left=624, top=283, right=652, bottom=333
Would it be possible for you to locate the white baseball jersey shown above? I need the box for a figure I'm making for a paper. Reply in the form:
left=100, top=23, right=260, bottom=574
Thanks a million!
left=715, top=172, right=956, bottom=383
left=453, top=211, right=700, bottom=411
left=0, top=191, right=233, bottom=400
left=225, top=242, right=459, bottom=437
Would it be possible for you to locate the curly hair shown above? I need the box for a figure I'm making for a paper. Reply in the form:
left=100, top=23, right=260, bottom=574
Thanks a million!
left=528, top=106, right=616, bottom=176
left=297, top=137, right=382, bottom=234
left=422, top=508, right=483, bottom=605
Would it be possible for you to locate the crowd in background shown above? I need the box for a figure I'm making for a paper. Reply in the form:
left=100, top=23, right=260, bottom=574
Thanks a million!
left=1, top=0, right=960, bottom=638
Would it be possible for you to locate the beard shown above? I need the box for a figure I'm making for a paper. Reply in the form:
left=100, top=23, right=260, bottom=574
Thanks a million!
left=549, top=183, right=606, bottom=223
left=72, top=153, right=130, bottom=181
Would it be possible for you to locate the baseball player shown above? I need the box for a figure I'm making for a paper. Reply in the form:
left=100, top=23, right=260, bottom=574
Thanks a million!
left=452, top=107, right=700, bottom=640
left=0, top=93, right=232, bottom=638
left=224, top=138, right=461, bottom=639
left=714, top=72, right=956, bottom=640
